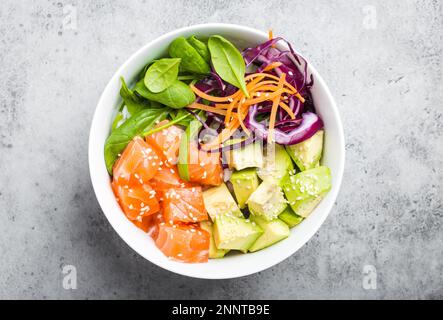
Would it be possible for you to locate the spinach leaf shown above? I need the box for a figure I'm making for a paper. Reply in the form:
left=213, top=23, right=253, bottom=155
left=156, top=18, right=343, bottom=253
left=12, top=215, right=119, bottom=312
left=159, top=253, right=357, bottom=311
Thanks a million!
left=135, top=79, right=195, bottom=109
left=169, top=109, right=193, bottom=126
left=177, top=74, right=205, bottom=81
left=104, top=107, right=168, bottom=174
left=120, top=77, right=150, bottom=115
left=144, top=58, right=181, bottom=93
left=169, top=37, right=210, bottom=74
left=208, top=35, right=248, bottom=96
left=144, top=109, right=191, bottom=137
left=187, top=36, right=210, bottom=62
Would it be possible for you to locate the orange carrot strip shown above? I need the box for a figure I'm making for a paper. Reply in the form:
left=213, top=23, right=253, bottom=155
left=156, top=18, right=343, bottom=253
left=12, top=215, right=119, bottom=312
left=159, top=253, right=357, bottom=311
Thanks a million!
left=279, top=101, right=295, bottom=119
left=224, top=94, right=242, bottom=124
left=190, top=85, right=241, bottom=102
left=236, top=104, right=251, bottom=136
left=268, top=73, right=286, bottom=141
left=188, top=103, right=227, bottom=115
left=262, top=62, right=282, bottom=72
left=242, top=89, right=283, bottom=107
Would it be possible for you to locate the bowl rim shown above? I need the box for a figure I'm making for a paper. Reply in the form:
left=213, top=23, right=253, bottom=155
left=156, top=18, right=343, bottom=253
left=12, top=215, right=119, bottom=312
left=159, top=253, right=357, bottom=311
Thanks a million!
left=89, top=23, right=345, bottom=279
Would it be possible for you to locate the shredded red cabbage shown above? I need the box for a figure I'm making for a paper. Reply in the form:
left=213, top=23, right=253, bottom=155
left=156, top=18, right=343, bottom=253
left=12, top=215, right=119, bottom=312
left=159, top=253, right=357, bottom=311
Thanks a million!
left=244, top=105, right=323, bottom=145
left=193, top=36, right=322, bottom=148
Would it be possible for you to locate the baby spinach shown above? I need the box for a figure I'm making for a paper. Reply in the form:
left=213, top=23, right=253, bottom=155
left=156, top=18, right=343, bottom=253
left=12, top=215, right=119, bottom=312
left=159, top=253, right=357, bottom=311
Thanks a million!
left=187, top=36, right=210, bottom=62
left=120, top=77, right=150, bottom=115
left=144, top=58, right=181, bottom=93
left=104, top=107, right=168, bottom=174
left=169, top=37, right=210, bottom=74
left=208, top=35, right=248, bottom=96
left=135, top=79, right=195, bottom=109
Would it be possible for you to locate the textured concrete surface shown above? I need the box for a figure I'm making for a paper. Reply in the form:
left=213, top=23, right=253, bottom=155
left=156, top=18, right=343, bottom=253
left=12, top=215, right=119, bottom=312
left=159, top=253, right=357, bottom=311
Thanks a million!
left=0, top=0, right=442, bottom=299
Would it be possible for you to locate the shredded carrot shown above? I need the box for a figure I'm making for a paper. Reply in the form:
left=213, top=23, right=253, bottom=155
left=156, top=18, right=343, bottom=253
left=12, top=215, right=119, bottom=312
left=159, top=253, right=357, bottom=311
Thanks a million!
left=268, top=73, right=286, bottom=141
left=188, top=48, right=308, bottom=149
left=268, top=29, right=276, bottom=48
left=236, top=104, right=250, bottom=136
left=190, top=85, right=241, bottom=103
left=263, top=62, right=282, bottom=72
left=279, top=101, right=295, bottom=119
left=188, top=103, right=227, bottom=116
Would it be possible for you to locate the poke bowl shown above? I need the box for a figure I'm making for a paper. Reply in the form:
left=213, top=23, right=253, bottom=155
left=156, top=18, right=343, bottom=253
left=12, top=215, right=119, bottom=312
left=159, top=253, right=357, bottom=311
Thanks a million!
left=88, top=23, right=345, bottom=279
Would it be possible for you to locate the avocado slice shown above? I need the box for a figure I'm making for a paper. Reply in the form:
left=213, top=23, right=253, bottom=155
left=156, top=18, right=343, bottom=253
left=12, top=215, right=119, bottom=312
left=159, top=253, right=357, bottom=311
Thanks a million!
left=279, top=206, right=304, bottom=228
left=178, top=119, right=201, bottom=181
left=200, top=221, right=229, bottom=258
left=247, top=180, right=287, bottom=221
left=213, top=214, right=263, bottom=251
left=202, top=183, right=243, bottom=221
left=282, top=166, right=332, bottom=218
left=225, top=141, right=264, bottom=170
left=230, top=168, right=259, bottom=209
left=285, top=130, right=324, bottom=171
left=248, top=216, right=290, bottom=252
left=257, top=143, right=294, bottom=185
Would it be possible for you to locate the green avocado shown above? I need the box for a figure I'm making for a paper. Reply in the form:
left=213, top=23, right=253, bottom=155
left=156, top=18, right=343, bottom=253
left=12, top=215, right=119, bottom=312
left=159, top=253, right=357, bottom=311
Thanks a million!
left=200, top=221, right=229, bottom=258
left=178, top=119, right=201, bottom=181
left=248, top=215, right=290, bottom=252
left=230, top=168, right=259, bottom=209
left=247, top=180, right=287, bottom=221
left=257, top=143, right=294, bottom=185
left=282, top=166, right=332, bottom=218
left=213, top=214, right=263, bottom=251
left=278, top=206, right=304, bottom=228
left=202, top=183, right=243, bottom=221
left=285, top=130, right=324, bottom=171
left=225, top=141, right=264, bottom=170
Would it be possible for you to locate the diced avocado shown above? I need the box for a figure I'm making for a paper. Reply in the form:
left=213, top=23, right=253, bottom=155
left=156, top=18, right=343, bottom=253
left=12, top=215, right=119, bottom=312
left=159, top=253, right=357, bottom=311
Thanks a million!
left=257, top=143, right=294, bottom=185
left=285, top=130, right=324, bottom=171
left=178, top=119, right=201, bottom=181
left=202, top=183, right=243, bottom=221
left=247, top=180, right=287, bottom=221
left=279, top=206, right=304, bottom=227
left=200, top=221, right=229, bottom=258
left=248, top=216, right=290, bottom=252
left=213, top=214, right=263, bottom=251
left=225, top=141, right=263, bottom=170
left=282, top=166, right=332, bottom=218
left=230, top=168, right=259, bottom=209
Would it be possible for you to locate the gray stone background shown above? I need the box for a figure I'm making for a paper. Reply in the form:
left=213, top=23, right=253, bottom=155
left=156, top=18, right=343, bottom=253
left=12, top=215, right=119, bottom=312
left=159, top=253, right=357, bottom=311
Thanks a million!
left=0, top=0, right=441, bottom=299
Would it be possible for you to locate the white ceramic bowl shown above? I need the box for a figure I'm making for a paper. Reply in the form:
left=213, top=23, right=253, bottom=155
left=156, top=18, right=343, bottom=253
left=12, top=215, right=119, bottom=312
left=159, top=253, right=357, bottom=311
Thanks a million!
left=89, top=23, right=345, bottom=279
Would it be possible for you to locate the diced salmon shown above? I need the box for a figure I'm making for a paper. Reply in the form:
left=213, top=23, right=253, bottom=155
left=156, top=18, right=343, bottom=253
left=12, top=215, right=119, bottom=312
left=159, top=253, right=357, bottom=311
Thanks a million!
left=146, top=120, right=184, bottom=165
left=187, top=142, right=223, bottom=186
left=112, top=181, right=160, bottom=221
left=113, top=137, right=162, bottom=185
left=155, top=223, right=210, bottom=263
left=162, top=186, right=208, bottom=224
left=149, top=163, right=191, bottom=194
left=132, top=211, right=164, bottom=239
